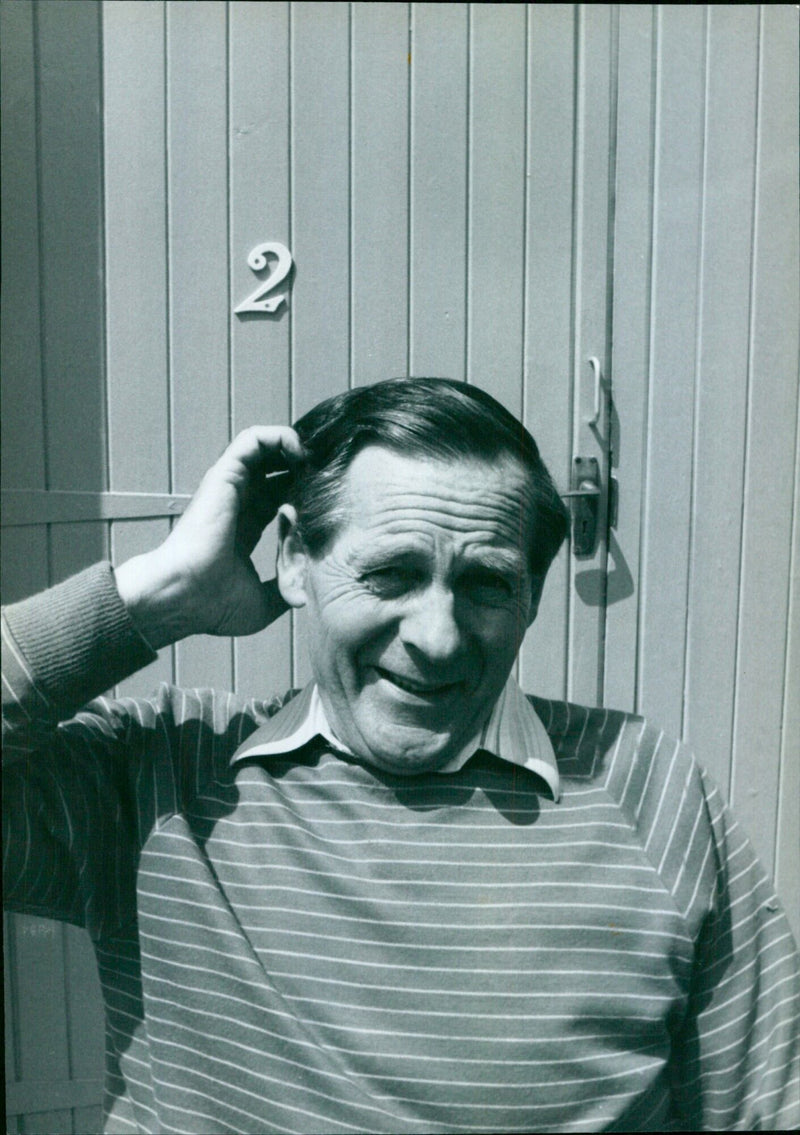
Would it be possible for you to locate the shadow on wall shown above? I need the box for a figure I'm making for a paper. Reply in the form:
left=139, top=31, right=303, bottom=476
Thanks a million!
left=576, top=532, right=634, bottom=608
left=572, top=373, right=634, bottom=609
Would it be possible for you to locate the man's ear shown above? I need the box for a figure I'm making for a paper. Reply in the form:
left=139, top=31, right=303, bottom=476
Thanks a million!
left=276, top=505, right=309, bottom=608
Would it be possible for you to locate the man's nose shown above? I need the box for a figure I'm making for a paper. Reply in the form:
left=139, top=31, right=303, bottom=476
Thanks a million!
left=399, top=585, right=464, bottom=663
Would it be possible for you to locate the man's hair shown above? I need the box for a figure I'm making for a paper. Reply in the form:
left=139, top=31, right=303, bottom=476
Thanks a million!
left=289, top=377, right=570, bottom=581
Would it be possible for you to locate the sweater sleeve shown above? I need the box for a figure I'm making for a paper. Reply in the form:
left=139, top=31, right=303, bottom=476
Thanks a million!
left=2, top=561, right=156, bottom=750
left=2, top=563, right=157, bottom=932
left=668, top=766, right=800, bottom=1130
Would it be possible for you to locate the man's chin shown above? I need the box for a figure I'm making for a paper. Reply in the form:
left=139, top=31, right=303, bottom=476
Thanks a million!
left=362, top=748, right=455, bottom=776
left=321, top=689, right=477, bottom=775
left=354, top=725, right=463, bottom=776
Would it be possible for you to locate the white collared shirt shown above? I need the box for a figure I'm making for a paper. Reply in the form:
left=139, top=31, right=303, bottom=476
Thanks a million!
left=231, top=675, right=560, bottom=800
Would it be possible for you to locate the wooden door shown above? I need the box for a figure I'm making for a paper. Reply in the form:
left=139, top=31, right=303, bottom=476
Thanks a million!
left=3, top=4, right=797, bottom=1130
left=607, top=5, right=799, bottom=929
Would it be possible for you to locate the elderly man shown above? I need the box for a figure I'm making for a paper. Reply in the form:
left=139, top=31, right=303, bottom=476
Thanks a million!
left=3, top=378, right=798, bottom=1133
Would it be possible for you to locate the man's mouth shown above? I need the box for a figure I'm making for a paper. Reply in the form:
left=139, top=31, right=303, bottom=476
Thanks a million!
left=374, top=667, right=461, bottom=698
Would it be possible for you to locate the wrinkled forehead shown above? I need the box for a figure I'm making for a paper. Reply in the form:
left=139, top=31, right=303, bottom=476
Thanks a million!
left=338, top=445, right=536, bottom=558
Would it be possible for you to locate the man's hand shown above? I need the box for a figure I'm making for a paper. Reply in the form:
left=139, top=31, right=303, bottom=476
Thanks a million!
left=115, top=427, right=305, bottom=650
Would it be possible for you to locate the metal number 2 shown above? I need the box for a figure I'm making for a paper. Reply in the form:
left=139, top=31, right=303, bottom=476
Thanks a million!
left=234, top=242, right=293, bottom=314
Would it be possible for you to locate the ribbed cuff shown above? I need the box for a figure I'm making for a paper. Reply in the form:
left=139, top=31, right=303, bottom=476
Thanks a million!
left=3, top=562, right=157, bottom=711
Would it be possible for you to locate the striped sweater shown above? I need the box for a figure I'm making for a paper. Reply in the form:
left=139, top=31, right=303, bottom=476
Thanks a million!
left=3, top=563, right=799, bottom=1133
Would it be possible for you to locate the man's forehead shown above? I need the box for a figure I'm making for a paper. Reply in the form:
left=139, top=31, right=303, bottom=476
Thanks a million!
left=337, top=446, right=534, bottom=552
left=342, top=444, right=530, bottom=493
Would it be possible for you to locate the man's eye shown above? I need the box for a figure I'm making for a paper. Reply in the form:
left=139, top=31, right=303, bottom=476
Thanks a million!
left=363, top=567, right=418, bottom=596
left=460, top=572, right=515, bottom=604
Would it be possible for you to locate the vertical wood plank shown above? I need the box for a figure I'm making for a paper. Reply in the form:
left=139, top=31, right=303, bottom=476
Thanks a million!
left=166, top=0, right=234, bottom=692
left=50, top=522, right=109, bottom=1111
left=566, top=4, right=613, bottom=707
left=290, top=1, right=351, bottom=687
left=12, top=915, right=72, bottom=1134
left=351, top=2, right=410, bottom=386
left=603, top=5, right=654, bottom=713
left=230, top=2, right=291, bottom=429
left=111, top=520, right=175, bottom=697
left=467, top=3, right=526, bottom=417
left=683, top=7, right=758, bottom=794
left=4, top=914, right=20, bottom=1126
left=49, top=523, right=111, bottom=588
left=63, top=925, right=104, bottom=1093
left=103, top=0, right=169, bottom=493
left=520, top=4, right=576, bottom=699
left=176, top=634, right=235, bottom=695
left=6, top=525, right=106, bottom=1128
left=229, top=1, right=293, bottom=698
left=637, top=5, right=705, bottom=737
left=1, top=527, right=49, bottom=605
left=408, top=2, right=468, bottom=379
left=776, top=414, right=800, bottom=941
left=1, top=516, right=51, bottom=1130
left=167, top=0, right=229, bottom=494
left=36, top=0, right=106, bottom=496
left=731, top=5, right=800, bottom=875
left=3, top=509, right=78, bottom=1130
left=290, top=0, right=351, bottom=417
left=0, top=0, right=46, bottom=492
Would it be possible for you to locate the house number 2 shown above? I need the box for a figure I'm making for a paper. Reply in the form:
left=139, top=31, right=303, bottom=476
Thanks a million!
left=234, top=241, right=293, bottom=314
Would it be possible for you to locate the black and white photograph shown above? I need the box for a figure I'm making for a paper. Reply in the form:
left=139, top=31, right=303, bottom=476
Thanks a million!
left=2, top=3, right=798, bottom=1132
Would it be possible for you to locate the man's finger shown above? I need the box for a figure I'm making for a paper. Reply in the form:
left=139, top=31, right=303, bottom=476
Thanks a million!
left=225, top=426, right=306, bottom=474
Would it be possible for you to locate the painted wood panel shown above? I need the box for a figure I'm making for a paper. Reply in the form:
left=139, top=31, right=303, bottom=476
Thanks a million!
left=36, top=0, right=106, bottom=496
left=637, top=4, right=707, bottom=741
left=0, top=0, right=46, bottom=492
left=604, top=4, right=654, bottom=713
left=229, top=0, right=294, bottom=698
left=290, top=0, right=351, bottom=418
left=608, top=4, right=799, bottom=902
left=2, top=534, right=78, bottom=1134
left=2, top=531, right=51, bottom=1132
left=467, top=3, right=526, bottom=417
left=684, top=6, right=759, bottom=796
left=103, top=0, right=170, bottom=494
left=519, top=3, right=577, bottom=700
left=566, top=3, right=614, bottom=707
left=4, top=916, right=19, bottom=1135
left=467, top=1, right=527, bottom=686
left=777, top=413, right=800, bottom=937
left=166, top=0, right=235, bottom=692
left=409, top=2, right=468, bottom=379
left=62, top=922, right=105, bottom=1135
left=730, top=5, right=799, bottom=876
left=103, top=0, right=178, bottom=703
left=167, top=0, right=230, bottom=498
left=350, top=2, right=410, bottom=386
left=229, top=2, right=292, bottom=431
left=290, top=1, right=352, bottom=689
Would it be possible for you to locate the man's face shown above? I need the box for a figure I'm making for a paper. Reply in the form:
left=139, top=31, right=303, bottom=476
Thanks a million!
left=283, top=446, right=540, bottom=775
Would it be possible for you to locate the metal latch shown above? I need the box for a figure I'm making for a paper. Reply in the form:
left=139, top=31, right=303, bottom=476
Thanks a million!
left=563, top=456, right=601, bottom=556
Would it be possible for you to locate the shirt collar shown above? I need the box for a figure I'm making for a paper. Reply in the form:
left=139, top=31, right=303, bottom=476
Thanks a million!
left=231, top=677, right=560, bottom=800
